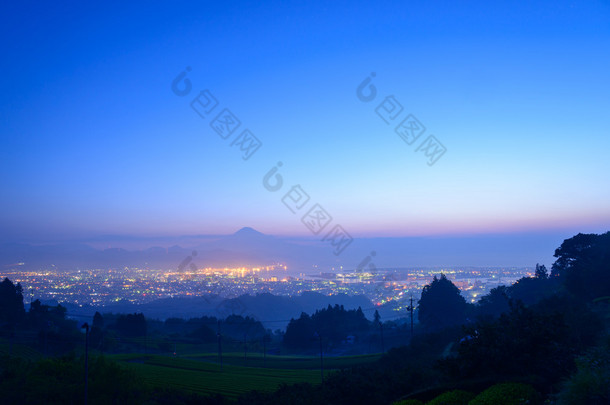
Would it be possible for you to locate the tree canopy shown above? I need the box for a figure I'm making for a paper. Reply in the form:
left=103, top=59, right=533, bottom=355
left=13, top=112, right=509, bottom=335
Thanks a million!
left=283, top=304, right=369, bottom=350
left=552, top=231, right=610, bottom=300
left=418, top=274, right=468, bottom=331
left=0, top=277, right=25, bottom=328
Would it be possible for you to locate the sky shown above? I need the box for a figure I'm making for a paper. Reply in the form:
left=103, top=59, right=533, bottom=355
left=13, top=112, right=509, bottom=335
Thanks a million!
left=1, top=0, right=610, bottom=246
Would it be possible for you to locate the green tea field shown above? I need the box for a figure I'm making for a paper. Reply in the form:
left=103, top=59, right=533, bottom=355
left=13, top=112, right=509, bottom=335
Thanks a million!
left=113, top=352, right=381, bottom=399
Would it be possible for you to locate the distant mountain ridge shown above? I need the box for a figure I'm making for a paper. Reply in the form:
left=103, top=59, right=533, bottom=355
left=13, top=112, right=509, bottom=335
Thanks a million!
left=0, top=227, right=309, bottom=270
left=0, top=227, right=564, bottom=270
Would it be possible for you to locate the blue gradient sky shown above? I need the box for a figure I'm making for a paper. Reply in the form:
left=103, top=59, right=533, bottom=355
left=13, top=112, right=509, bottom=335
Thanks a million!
left=1, top=0, right=609, bottom=243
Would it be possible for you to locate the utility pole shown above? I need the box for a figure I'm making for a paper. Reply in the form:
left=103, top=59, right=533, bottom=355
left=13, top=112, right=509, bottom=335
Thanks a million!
left=263, top=336, right=267, bottom=368
left=82, top=323, right=89, bottom=405
left=314, top=332, right=323, bottom=384
left=408, top=296, right=414, bottom=339
left=243, top=333, right=247, bottom=367
left=380, top=323, right=385, bottom=353
left=44, top=321, right=51, bottom=356
left=319, top=334, right=323, bottom=384
left=217, top=320, right=222, bottom=371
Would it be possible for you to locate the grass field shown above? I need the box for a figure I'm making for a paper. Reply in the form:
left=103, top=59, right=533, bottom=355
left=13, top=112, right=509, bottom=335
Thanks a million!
left=113, top=352, right=382, bottom=399
left=0, top=338, right=43, bottom=361
left=187, top=352, right=382, bottom=369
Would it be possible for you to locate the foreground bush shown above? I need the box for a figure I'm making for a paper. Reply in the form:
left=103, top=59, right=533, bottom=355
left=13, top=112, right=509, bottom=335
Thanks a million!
left=556, top=342, right=610, bottom=405
left=427, top=389, right=474, bottom=405
left=468, top=383, right=540, bottom=405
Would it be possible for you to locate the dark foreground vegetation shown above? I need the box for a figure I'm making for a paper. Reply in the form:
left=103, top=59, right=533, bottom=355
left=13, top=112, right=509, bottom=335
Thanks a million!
left=1, top=231, right=609, bottom=404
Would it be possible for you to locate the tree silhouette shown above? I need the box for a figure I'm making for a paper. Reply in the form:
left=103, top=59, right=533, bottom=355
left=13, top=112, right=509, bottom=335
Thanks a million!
left=418, top=274, right=468, bottom=331
left=284, top=305, right=370, bottom=349
left=441, top=298, right=603, bottom=389
left=476, top=285, right=510, bottom=319
left=374, top=309, right=381, bottom=325
left=508, top=275, right=554, bottom=306
left=92, top=311, right=104, bottom=329
left=115, top=313, right=147, bottom=337
left=551, top=233, right=599, bottom=277
left=0, top=277, right=25, bottom=328
left=552, top=232, right=610, bottom=300
left=534, top=263, right=548, bottom=279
